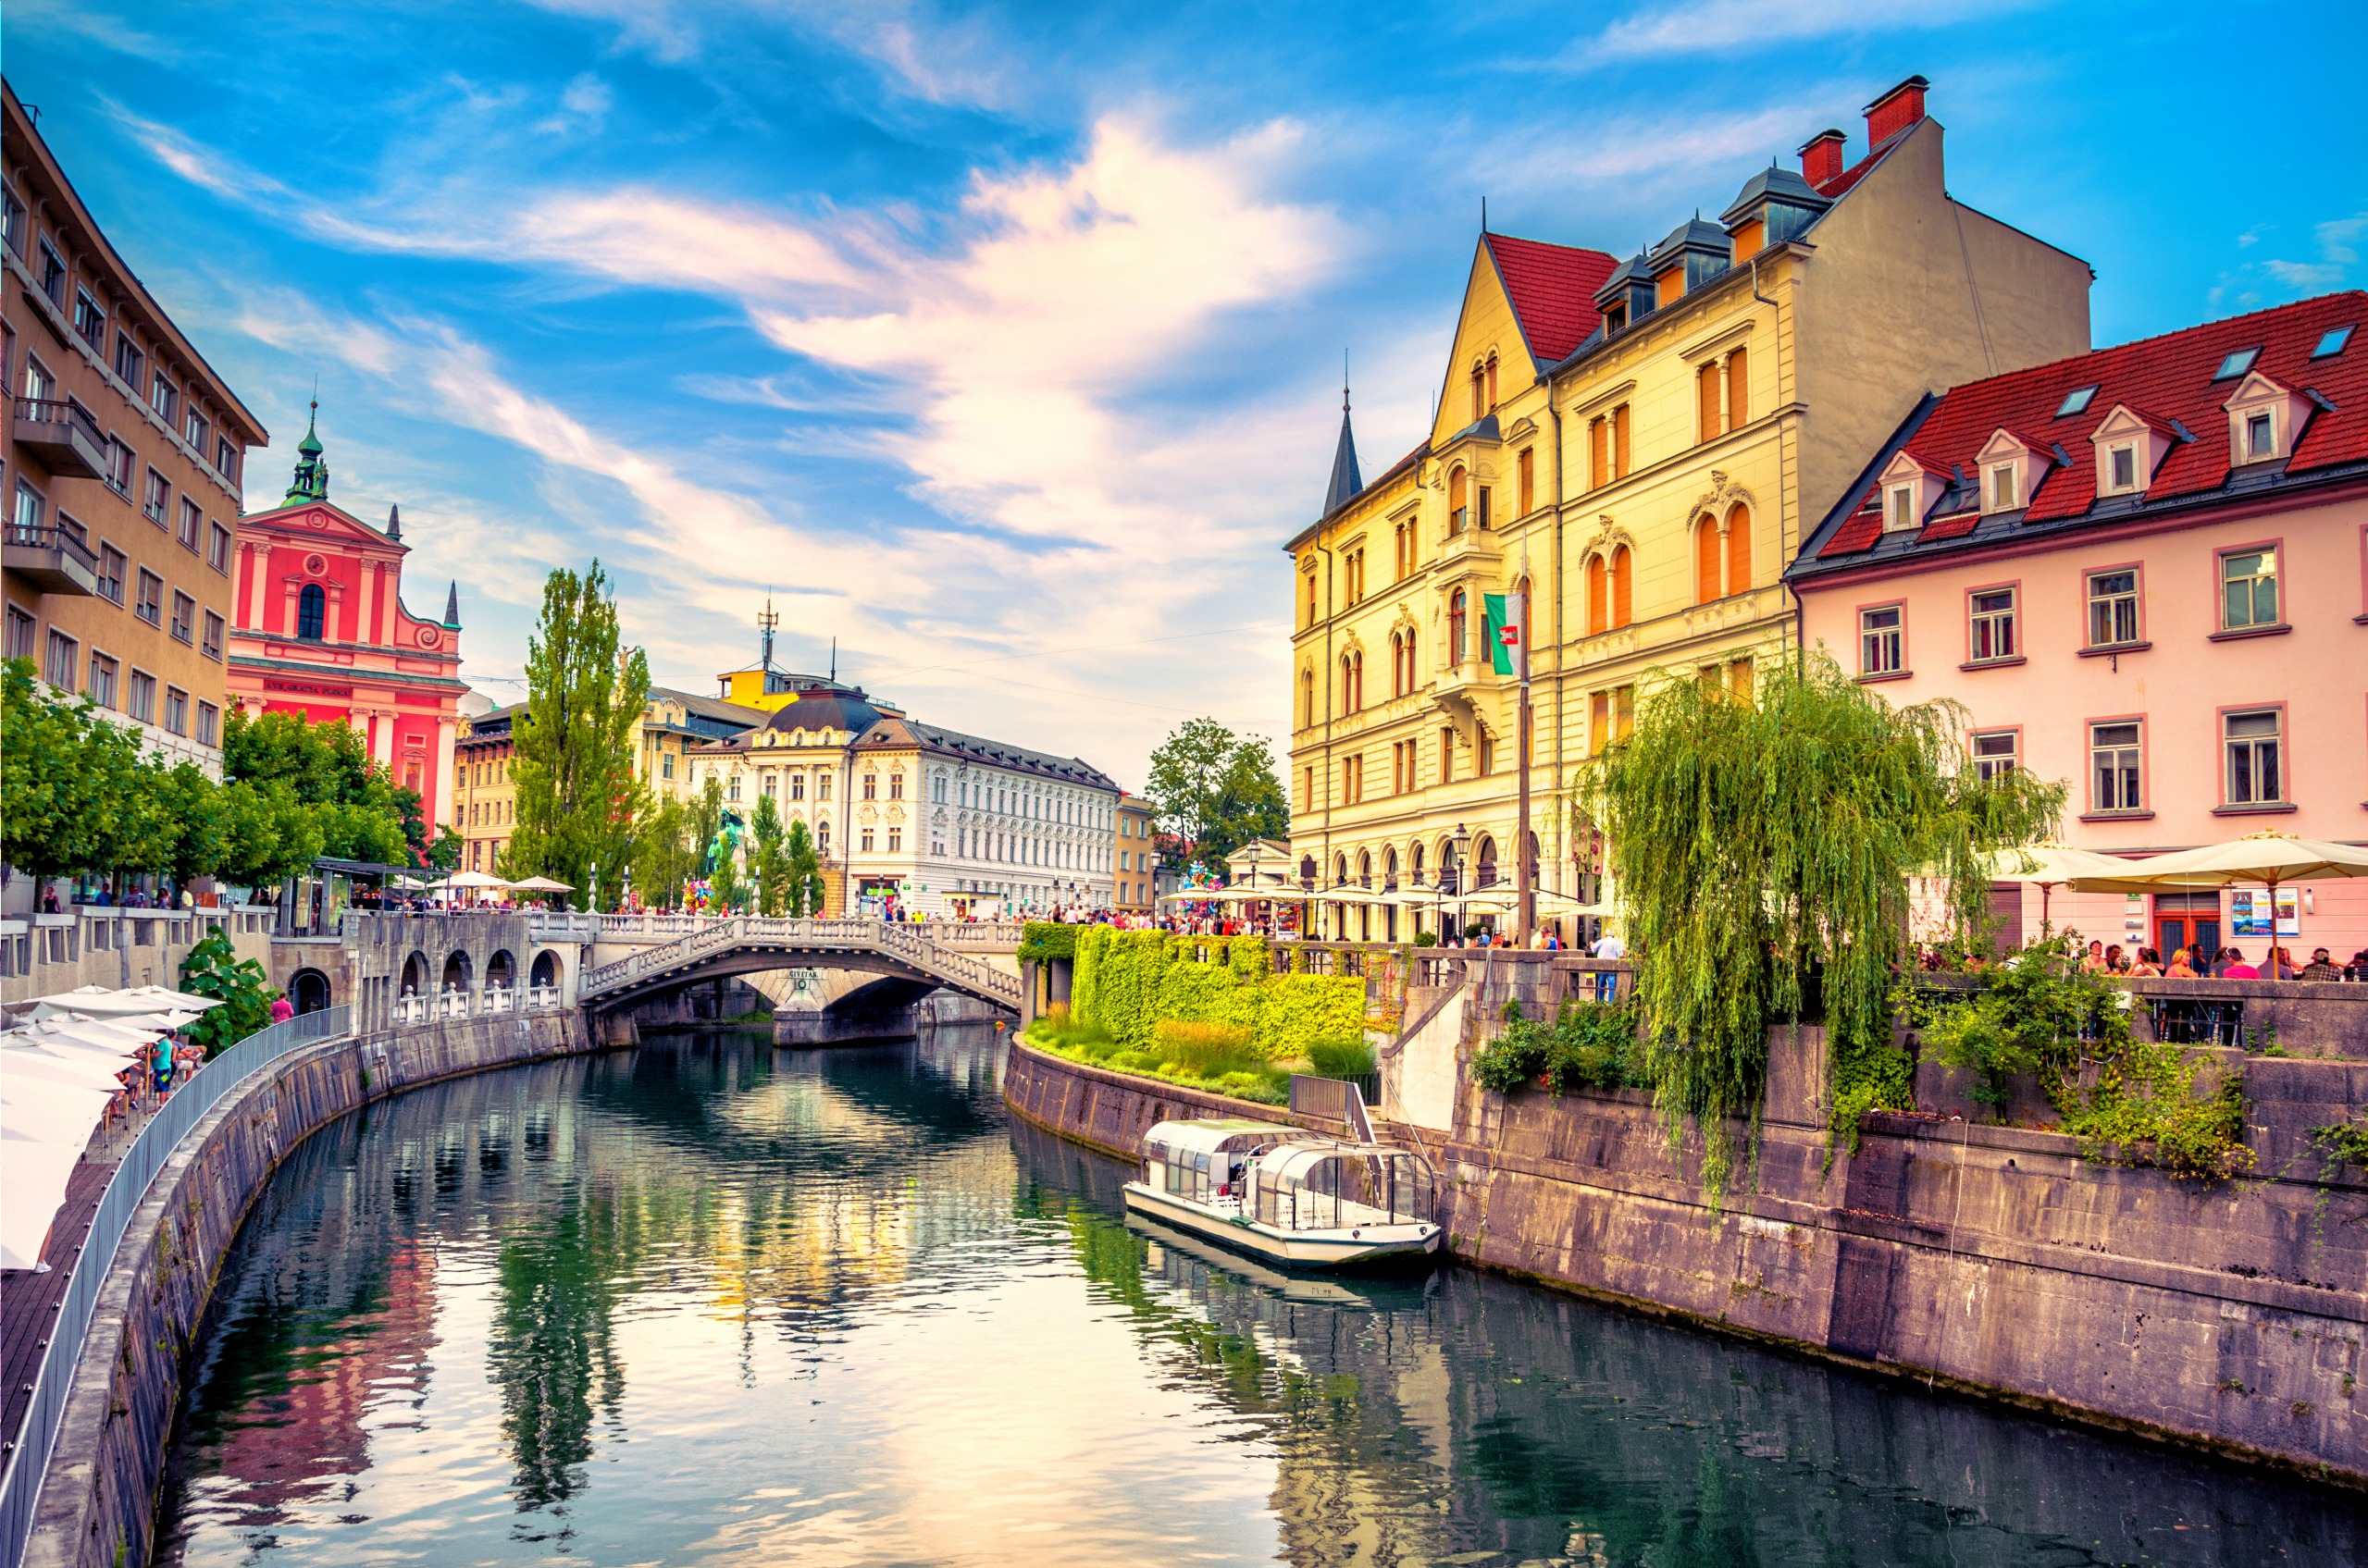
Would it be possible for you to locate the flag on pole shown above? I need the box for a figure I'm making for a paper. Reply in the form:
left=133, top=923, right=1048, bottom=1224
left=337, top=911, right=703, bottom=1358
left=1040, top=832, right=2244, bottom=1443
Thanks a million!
left=1484, top=592, right=1527, bottom=678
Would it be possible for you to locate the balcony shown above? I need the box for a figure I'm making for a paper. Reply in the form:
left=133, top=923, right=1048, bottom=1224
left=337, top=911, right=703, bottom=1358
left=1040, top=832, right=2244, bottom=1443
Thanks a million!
left=13, top=397, right=106, bottom=479
left=3, top=520, right=100, bottom=596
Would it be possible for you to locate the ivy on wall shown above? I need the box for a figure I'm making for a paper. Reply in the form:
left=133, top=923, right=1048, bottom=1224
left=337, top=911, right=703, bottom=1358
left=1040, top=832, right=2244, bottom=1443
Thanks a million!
left=1069, top=927, right=1364, bottom=1062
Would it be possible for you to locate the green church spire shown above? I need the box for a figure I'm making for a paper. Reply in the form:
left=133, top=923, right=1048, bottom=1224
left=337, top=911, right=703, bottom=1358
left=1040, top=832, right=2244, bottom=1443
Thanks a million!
left=283, top=397, right=330, bottom=503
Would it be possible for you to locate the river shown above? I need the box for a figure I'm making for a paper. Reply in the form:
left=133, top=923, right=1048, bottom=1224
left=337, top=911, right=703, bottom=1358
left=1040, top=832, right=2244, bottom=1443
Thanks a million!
left=152, top=1026, right=2363, bottom=1567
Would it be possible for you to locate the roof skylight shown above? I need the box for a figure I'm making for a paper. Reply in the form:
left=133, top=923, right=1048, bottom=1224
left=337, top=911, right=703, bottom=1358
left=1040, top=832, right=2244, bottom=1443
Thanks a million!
left=2054, top=385, right=2098, bottom=417
left=2312, top=325, right=2354, bottom=359
left=2213, top=347, right=2260, bottom=380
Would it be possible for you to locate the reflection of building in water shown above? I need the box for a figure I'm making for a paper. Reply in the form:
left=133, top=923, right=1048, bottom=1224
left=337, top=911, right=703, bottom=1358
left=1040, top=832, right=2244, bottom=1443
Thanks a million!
left=208, top=1239, right=439, bottom=1515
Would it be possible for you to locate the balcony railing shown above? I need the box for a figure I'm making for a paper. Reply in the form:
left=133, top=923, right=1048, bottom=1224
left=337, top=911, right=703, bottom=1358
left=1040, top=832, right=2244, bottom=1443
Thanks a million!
left=12, top=396, right=106, bottom=479
left=2, top=519, right=100, bottom=596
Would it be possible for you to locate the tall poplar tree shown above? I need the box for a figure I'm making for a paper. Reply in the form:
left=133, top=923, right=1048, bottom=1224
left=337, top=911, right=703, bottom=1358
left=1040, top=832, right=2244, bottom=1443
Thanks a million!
left=508, top=563, right=651, bottom=910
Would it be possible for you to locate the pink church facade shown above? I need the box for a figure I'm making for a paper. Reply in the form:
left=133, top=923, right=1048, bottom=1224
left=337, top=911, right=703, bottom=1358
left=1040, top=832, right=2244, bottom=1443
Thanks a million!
left=1790, top=292, right=2368, bottom=962
left=225, top=414, right=467, bottom=838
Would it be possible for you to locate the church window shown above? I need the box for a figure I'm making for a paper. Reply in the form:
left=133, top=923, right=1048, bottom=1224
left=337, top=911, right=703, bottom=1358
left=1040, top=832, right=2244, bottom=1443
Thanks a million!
left=297, top=583, right=326, bottom=641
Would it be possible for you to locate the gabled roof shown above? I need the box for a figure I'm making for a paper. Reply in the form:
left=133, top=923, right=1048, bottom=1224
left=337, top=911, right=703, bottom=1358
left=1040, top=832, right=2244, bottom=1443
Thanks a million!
left=1794, top=290, right=2368, bottom=573
left=1483, top=233, right=1618, bottom=364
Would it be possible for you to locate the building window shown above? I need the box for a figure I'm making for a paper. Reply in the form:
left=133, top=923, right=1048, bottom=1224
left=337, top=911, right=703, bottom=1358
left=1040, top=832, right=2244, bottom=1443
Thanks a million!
left=789, top=772, right=803, bottom=800
left=2224, top=709, right=2283, bottom=806
left=818, top=821, right=831, bottom=852
left=96, top=544, right=126, bottom=605
left=1448, top=467, right=1469, bottom=532
left=727, top=774, right=740, bottom=801
left=660, top=751, right=675, bottom=780
left=1475, top=731, right=1494, bottom=776
left=143, top=469, right=170, bottom=525
left=889, top=772, right=904, bottom=800
left=2219, top=548, right=2278, bottom=629
left=170, top=591, right=195, bottom=644
left=1340, top=755, right=1363, bottom=806
left=887, top=827, right=902, bottom=853
left=184, top=409, right=209, bottom=453
left=1448, top=590, right=1467, bottom=664
left=297, top=582, right=326, bottom=640
left=196, top=701, right=218, bottom=747
left=2090, top=722, right=2142, bottom=812
left=215, top=435, right=241, bottom=484
left=135, top=571, right=164, bottom=627
left=1304, top=569, right=1318, bottom=626
left=861, top=828, right=875, bottom=853
left=177, top=499, right=202, bottom=551
left=43, top=630, right=78, bottom=689
left=863, top=772, right=877, bottom=799
left=1987, top=463, right=2019, bottom=512
left=1726, top=504, right=1752, bottom=594
left=1697, top=361, right=1722, bottom=443
left=164, top=686, right=189, bottom=736
left=37, top=238, right=66, bottom=304
left=1694, top=516, right=1720, bottom=604
left=0, top=189, right=22, bottom=254
left=73, top=289, right=106, bottom=352
left=1588, top=685, right=1635, bottom=757
left=819, top=774, right=832, bottom=800
left=1968, top=587, right=2016, bottom=661
left=1340, top=649, right=1363, bottom=711
left=1608, top=545, right=1632, bottom=629
left=87, top=651, right=118, bottom=708
left=2108, top=444, right=2137, bottom=492
left=105, top=439, right=133, bottom=495
left=208, top=521, right=231, bottom=574
left=127, top=669, right=155, bottom=723
left=1860, top=605, right=1903, bottom=675
left=5, top=605, right=32, bottom=662
left=1439, top=725, right=1455, bottom=784
left=1885, top=486, right=1917, bottom=531
left=1727, top=346, right=1749, bottom=428
left=150, top=373, right=178, bottom=423
left=114, top=331, right=144, bottom=389
left=14, top=477, right=43, bottom=532
left=1971, top=730, right=2017, bottom=782
left=1518, top=446, right=1534, bottom=515
left=2087, top=570, right=2139, bottom=646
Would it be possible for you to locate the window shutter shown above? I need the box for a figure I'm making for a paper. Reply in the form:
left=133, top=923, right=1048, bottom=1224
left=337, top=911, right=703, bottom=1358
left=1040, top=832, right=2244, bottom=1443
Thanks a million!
left=1725, top=503, right=1752, bottom=594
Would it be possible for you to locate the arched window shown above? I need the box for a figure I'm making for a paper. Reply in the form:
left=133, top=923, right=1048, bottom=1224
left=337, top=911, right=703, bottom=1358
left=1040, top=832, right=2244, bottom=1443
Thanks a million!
left=1469, top=364, right=1484, bottom=421
left=1357, top=849, right=1372, bottom=887
left=1448, top=590, right=1468, bottom=664
left=1610, top=545, right=1633, bottom=629
left=1383, top=846, right=1399, bottom=887
left=1484, top=354, right=1498, bottom=411
left=1340, top=650, right=1362, bottom=713
left=1726, top=501, right=1753, bottom=594
left=1475, top=834, right=1498, bottom=888
left=1410, top=842, right=1426, bottom=882
left=297, top=582, right=326, bottom=641
left=1388, top=632, right=1404, bottom=697
left=1301, top=666, right=1314, bottom=725
left=1587, top=554, right=1607, bottom=636
left=1695, top=515, right=1721, bottom=604
left=1403, top=626, right=1417, bottom=690
left=1299, top=854, right=1318, bottom=888
left=1448, top=467, right=1469, bottom=532
left=1333, top=852, right=1348, bottom=885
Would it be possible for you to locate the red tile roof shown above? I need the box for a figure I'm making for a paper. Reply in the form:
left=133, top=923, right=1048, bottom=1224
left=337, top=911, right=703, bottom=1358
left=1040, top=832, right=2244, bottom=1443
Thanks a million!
left=1484, top=234, right=1618, bottom=364
left=1816, top=290, right=2368, bottom=558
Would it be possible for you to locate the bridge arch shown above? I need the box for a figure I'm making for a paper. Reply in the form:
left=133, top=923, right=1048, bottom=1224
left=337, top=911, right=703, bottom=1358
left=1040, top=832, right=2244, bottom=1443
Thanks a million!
left=442, top=950, right=474, bottom=993
left=400, top=950, right=430, bottom=996
left=485, top=949, right=517, bottom=992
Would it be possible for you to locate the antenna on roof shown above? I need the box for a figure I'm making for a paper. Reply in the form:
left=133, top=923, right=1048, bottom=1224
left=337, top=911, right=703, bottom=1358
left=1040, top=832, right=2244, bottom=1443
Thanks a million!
left=757, top=596, right=779, bottom=669
left=1481, top=196, right=1488, bottom=233
left=829, top=636, right=837, bottom=684
left=1343, top=349, right=1350, bottom=412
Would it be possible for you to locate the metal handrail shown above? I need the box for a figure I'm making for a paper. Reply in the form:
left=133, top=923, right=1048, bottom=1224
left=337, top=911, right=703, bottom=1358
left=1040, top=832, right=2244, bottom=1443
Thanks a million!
left=0, top=520, right=98, bottom=574
left=0, top=1005, right=353, bottom=1568
left=11, top=397, right=102, bottom=445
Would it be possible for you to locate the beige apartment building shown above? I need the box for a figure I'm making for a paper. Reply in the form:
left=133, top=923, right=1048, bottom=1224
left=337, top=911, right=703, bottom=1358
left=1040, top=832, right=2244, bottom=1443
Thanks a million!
left=1288, top=77, right=2092, bottom=943
left=2, top=81, right=266, bottom=804
left=1114, top=794, right=1157, bottom=914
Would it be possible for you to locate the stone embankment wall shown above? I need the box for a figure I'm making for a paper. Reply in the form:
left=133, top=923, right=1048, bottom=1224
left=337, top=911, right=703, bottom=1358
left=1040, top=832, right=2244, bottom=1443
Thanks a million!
left=1002, top=1035, right=2368, bottom=1488
left=26, top=1008, right=597, bottom=1568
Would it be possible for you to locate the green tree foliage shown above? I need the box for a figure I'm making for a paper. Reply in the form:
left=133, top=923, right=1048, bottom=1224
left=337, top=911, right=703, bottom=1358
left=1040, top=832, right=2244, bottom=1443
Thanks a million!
left=179, top=930, right=281, bottom=1058
left=2, top=660, right=155, bottom=889
left=626, top=794, right=696, bottom=910
left=710, top=847, right=747, bottom=912
left=1583, top=654, right=2063, bottom=1202
left=428, top=825, right=465, bottom=873
left=688, top=777, right=725, bottom=873
left=779, top=818, right=825, bottom=916
left=211, top=780, right=324, bottom=890
left=221, top=704, right=414, bottom=878
left=1145, top=717, right=1289, bottom=870
left=508, top=562, right=651, bottom=910
left=748, top=795, right=787, bottom=916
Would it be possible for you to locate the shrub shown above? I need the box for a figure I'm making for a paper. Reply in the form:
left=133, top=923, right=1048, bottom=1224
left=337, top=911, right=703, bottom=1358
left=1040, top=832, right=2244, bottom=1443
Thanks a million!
left=1154, top=1019, right=1266, bottom=1080
left=1218, top=1069, right=1290, bottom=1105
left=1110, top=1050, right=1164, bottom=1073
left=180, top=930, right=280, bottom=1058
left=1412, top=930, right=1439, bottom=947
left=1305, top=1036, right=1376, bottom=1079
left=1469, top=999, right=1643, bottom=1097
left=1018, top=921, right=1077, bottom=962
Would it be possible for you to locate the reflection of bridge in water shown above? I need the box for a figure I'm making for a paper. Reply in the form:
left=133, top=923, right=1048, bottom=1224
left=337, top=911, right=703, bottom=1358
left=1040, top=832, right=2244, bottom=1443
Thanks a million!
left=531, top=914, right=1023, bottom=1044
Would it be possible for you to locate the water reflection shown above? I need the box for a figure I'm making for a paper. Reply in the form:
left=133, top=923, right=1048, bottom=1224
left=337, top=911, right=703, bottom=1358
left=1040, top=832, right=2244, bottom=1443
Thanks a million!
left=154, top=1025, right=2366, bottom=1567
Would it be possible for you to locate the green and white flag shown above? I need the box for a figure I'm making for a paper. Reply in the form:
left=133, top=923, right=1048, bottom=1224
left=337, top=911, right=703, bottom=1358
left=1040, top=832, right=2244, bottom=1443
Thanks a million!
left=1484, top=591, right=1526, bottom=678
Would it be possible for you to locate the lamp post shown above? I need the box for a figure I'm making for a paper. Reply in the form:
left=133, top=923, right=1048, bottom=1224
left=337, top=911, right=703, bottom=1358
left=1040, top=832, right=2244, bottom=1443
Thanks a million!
left=1449, top=822, right=1471, bottom=945
left=1246, top=842, right=1263, bottom=935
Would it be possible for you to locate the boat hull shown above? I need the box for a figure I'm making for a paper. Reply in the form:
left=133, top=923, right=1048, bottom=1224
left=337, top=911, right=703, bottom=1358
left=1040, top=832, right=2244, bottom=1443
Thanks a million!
left=1121, top=1182, right=1440, bottom=1271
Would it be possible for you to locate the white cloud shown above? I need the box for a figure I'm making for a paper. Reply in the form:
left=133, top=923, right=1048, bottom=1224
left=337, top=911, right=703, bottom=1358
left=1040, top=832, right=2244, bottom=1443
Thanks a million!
left=1581, top=0, right=2043, bottom=59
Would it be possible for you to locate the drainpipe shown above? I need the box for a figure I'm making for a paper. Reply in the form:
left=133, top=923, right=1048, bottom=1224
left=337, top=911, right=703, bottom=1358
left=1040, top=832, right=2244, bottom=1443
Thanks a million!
left=1548, top=395, right=1566, bottom=920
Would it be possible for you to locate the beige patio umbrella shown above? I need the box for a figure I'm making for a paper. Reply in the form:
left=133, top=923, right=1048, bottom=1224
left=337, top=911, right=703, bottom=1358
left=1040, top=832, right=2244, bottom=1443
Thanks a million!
left=1, top=1125, right=94, bottom=1271
left=506, top=875, right=575, bottom=892
left=1983, top=839, right=2164, bottom=933
left=2107, top=832, right=2368, bottom=960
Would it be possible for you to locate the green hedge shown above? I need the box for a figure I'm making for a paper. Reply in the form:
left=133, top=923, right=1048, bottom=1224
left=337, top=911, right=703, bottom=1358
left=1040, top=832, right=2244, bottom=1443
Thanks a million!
left=1017, top=921, right=1077, bottom=962
left=1069, top=927, right=1363, bottom=1062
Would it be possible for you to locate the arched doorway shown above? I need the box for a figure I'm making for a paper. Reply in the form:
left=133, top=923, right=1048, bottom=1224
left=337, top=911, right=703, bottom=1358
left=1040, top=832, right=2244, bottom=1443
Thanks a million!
left=289, top=968, right=331, bottom=1016
left=530, top=950, right=562, bottom=991
left=441, top=950, right=474, bottom=993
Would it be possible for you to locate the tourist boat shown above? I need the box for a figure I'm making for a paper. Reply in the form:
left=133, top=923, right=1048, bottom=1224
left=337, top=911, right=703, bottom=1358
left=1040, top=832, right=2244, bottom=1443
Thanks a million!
left=1123, top=1118, right=1442, bottom=1270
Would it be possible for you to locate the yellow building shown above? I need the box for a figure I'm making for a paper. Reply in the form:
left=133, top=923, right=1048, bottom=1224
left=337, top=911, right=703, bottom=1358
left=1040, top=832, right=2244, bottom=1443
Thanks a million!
left=635, top=685, right=768, bottom=803
left=1288, top=77, right=2092, bottom=944
left=1114, top=794, right=1157, bottom=914
left=453, top=705, right=518, bottom=873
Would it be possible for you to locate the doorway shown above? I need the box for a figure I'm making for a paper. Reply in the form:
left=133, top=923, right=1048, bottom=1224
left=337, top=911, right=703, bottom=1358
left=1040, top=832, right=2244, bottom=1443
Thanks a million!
left=2153, top=891, right=2222, bottom=966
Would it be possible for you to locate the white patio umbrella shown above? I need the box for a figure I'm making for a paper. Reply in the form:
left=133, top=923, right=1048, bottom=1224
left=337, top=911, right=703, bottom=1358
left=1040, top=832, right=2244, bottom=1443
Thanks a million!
left=2107, top=832, right=2368, bottom=959
left=1983, top=839, right=2163, bottom=932
left=506, top=875, right=575, bottom=892
left=443, top=870, right=514, bottom=890
left=19, top=983, right=221, bottom=1022
left=1, top=1128, right=93, bottom=1270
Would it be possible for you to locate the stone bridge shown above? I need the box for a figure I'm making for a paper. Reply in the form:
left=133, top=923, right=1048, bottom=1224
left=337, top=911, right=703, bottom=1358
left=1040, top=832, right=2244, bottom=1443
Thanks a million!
left=531, top=914, right=1023, bottom=1043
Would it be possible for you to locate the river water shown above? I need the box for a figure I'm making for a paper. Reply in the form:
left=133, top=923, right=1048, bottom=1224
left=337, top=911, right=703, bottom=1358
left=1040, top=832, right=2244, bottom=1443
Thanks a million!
left=153, top=1027, right=2363, bottom=1567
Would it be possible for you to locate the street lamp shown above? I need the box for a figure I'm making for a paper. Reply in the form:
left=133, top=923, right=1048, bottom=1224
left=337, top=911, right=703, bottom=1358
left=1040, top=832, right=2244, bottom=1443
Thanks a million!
left=1245, top=841, right=1263, bottom=934
left=1449, top=822, right=1471, bottom=945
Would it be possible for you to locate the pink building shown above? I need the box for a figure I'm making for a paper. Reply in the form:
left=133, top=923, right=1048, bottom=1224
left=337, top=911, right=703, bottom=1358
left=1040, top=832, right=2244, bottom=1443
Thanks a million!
left=1789, top=291, right=2368, bottom=962
left=226, top=409, right=467, bottom=835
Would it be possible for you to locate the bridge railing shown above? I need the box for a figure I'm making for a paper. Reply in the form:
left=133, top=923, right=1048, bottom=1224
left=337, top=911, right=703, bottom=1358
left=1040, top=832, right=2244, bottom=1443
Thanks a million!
left=577, top=918, right=1019, bottom=1007
left=0, top=1006, right=353, bottom=1568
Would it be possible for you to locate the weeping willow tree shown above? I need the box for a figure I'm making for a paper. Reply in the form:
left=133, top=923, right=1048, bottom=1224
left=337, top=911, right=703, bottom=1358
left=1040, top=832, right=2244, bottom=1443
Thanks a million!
left=1583, top=653, right=2063, bottom=1202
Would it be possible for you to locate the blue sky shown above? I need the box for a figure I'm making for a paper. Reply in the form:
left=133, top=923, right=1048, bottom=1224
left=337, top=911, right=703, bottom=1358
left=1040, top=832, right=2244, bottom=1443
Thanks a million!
left=9, top=0, right=2362, bottom=788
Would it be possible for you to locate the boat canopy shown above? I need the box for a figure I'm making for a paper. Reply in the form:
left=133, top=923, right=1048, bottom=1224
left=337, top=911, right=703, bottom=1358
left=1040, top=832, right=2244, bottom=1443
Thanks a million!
left=1250, top=1141, right=1435, bottom=1232
left=1142, top=1119, right=1291, bottom=1166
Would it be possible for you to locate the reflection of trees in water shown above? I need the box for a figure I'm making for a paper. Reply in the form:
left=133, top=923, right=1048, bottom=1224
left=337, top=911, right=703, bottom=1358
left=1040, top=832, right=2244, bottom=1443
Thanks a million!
left=1004, top=1117, right=2368, bottom=1568
left=490, top=1191, right=630, bottom=1514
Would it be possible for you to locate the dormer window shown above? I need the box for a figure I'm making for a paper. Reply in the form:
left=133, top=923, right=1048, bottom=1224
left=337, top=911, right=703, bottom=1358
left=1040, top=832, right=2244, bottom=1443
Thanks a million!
left=1886, top=486, right=1916, bottom=531
left=2089, top=403, right=2175, bottom=497
left=1876, top=449, right=1941, bottom=531
left=2056, top=385, right=2098, bottom=418
left=1987, top=463, right=2018, bottom=512
left=2108, top=445, right=2136, bottom=490
left=2222, top=370, right=2309, bottom=466
left=2213, top=347, right=2259, bottom=381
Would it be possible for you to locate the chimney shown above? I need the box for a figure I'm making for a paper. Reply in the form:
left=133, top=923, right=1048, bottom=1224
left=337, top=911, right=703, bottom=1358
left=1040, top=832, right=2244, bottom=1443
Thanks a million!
left=1865, top=75, right=1929, bottom=148
left=1798, top=129, right=1846, bottom=191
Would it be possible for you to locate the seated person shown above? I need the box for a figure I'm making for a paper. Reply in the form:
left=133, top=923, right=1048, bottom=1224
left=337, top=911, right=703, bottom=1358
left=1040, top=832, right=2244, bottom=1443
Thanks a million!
left=2219, top=946, right=2261, bottom=980
left=2299, top=947, right=2341, bottom=982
